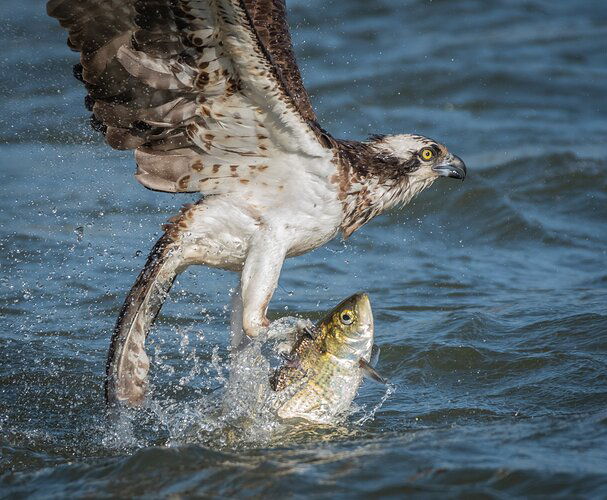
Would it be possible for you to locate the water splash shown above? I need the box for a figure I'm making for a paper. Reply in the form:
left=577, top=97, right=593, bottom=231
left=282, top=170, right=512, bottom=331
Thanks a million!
left=100, top=317, right=387, bottom=450
left=102, top=409, right=139, bottom=450
left=354, top=382, right=396, bottom=425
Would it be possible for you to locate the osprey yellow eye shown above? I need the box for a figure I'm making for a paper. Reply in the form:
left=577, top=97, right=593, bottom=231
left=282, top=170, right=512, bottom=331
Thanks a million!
left=420, top=148, right=434, bottom=161
left=340, top=311, right=354, bottom=325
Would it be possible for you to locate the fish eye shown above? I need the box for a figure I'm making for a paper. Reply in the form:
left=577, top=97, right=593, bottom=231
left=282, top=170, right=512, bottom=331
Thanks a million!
left=420, top=148, right=434, bottom=161
left=340, top=311, right=353, bottom=325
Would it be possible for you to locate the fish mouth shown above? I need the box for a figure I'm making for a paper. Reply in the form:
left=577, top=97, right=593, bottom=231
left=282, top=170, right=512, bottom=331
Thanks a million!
left=432, top=154, right=467, bottom=180
left=354, top=292, right=373, bottom=328
left=348, top=292, right=373, bottom=337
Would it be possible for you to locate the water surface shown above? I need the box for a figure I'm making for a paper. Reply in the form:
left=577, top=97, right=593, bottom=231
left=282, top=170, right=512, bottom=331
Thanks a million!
left=1, top=0, right=607, bottom=497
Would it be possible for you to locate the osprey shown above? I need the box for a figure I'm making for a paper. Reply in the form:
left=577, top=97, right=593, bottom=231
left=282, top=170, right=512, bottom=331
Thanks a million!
left=48, top=0, right=466, bottom=407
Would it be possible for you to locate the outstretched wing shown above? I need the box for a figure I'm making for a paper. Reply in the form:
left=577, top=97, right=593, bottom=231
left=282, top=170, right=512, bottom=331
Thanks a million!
left=48, top=0, right=332, bottom=194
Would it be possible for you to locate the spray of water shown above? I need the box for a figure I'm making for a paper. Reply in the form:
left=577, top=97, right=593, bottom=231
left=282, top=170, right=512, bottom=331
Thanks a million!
left=103, top=317, right=392, bottom=450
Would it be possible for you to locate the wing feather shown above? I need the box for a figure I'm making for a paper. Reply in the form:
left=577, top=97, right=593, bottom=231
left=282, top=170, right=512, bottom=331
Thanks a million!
left=48, top=0, right=333, bottom=193
left=241, top=0, right=317, bottom=122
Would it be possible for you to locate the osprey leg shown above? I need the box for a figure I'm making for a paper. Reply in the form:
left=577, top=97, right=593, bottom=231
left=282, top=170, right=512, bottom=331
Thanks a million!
left=241, top=229, right=289, bottom=337
left=105, top=228, right=185, bottom=408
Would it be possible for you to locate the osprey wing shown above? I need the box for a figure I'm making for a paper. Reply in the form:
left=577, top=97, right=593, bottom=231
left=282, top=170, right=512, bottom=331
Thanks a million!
left=48, top=0, right=331, bottom=194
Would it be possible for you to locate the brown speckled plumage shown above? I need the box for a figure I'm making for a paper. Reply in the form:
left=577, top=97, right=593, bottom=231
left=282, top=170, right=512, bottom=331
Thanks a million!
left=240, top=0, right=317, bottom=122
left=47, top=0, right=328, bottom=194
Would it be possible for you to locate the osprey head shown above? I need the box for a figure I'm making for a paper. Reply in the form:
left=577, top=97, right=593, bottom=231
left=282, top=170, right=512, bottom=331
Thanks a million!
left=338, top=133, right=466, bottom=237
left=370, top=134, right=466, bottom=182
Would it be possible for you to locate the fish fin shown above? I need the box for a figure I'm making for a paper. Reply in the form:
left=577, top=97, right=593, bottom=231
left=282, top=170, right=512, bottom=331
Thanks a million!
left=294, top=319, right=316, bottom=340
left=280, top=352, right=301, bottom=369
left=302, top=326, right=317, bottom=340
left=359, top=359, right=387, bottom=385
left=370, top=344, right=380, bottom=367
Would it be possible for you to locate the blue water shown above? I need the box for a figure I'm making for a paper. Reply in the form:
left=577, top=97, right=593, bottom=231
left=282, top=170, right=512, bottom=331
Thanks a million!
left=1, top=0, right=607, bottom=497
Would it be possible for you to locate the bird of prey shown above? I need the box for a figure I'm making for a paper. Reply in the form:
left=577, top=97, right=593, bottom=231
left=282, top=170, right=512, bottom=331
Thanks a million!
left=48, top=0, right=466, bottom=407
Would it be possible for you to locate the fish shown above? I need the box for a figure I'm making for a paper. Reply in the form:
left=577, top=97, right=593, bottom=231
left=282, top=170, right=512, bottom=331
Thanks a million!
left=268, top=292, right=386, bottom=424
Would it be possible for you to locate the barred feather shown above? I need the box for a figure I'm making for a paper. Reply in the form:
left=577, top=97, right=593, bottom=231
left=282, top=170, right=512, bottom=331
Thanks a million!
left=48, top=0, right=330, bottom=194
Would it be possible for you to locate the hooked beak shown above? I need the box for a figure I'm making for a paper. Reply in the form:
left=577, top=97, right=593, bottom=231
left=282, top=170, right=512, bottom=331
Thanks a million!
left=432, top=154, right=466, bottom=180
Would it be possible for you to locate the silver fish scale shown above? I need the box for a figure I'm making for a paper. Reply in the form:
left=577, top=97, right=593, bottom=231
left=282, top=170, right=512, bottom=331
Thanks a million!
left=272, top=355, right=365, bottom=424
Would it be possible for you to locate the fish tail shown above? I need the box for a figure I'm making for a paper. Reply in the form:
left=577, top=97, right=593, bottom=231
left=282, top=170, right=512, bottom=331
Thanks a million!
left=105, top=202, right=199, bottom=408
